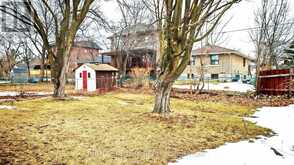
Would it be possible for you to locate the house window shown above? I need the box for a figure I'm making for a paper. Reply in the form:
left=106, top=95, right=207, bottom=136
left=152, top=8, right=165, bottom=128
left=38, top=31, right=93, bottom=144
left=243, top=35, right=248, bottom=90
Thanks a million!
left=97, top=55, right=112, bottom=64
left=210, top=55, right=219, bottom=65
left=243, top=58, right=246, bottom=67
left=191, top=74, right=195, bottom=79
left=187, top=74, right=190, bottom=79
left=192, top=56, right=196, bottom=65
left=211, top=74, right=219, bottom=80
left=88, top=72, right=91, bottom=78
left=80, top=73, right=82, bottom=78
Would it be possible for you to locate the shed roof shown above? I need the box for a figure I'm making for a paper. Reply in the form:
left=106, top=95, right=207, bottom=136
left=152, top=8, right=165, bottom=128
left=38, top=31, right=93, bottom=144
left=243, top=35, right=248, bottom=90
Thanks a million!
left=86, top=64, right=118, bottom=72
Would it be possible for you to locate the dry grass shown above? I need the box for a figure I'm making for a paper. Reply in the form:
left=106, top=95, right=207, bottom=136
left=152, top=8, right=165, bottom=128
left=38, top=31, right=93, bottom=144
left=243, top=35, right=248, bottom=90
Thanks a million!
left=0, top=92, right=270, bottom=164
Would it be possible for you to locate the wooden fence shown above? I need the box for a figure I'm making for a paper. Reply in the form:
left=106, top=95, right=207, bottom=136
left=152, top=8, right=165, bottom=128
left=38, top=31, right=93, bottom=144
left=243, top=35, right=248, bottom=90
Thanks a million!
left=257, top=68, right=294, bottom=95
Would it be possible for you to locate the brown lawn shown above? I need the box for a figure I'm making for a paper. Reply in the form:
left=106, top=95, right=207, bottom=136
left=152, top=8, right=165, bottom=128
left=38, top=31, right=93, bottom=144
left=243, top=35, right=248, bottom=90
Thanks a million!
left=0, top=92, right=270, bottom=164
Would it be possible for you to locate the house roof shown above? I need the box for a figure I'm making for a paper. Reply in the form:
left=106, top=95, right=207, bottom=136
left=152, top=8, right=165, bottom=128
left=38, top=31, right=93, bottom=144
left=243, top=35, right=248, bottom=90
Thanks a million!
left=108, top=23, right=157, bottom=39
left=192, top=45, right=255, bottom=61
left=30, top=58, right=50, bottom=66
left=50, top=40, right=102, bottom=50
left=74, top=41, right=102, bottom=50
left=86, top=64, right=118, bottom=72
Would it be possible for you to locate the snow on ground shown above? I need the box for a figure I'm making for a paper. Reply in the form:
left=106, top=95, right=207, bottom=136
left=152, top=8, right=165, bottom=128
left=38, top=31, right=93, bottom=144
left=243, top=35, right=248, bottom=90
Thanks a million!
left=0, top=91, right=51, bottom=97
left=0, top=105, right=16, bottom=110
left=0, top=81, right=11, bottom=84
left=170, top=105, right=294, bottom=165
left=0, top=92, right=20, bottom=97
left=173, top=82, right=255, bottom=93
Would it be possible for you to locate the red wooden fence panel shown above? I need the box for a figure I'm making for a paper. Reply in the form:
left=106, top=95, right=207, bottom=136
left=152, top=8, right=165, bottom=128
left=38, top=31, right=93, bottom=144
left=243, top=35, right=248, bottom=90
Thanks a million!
left=257, top=68, right=293, bottom=95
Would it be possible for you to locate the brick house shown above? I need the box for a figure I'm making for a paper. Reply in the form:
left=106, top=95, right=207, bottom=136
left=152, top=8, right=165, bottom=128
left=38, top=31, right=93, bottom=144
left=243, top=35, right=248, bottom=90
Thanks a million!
left=102, top=24, right=159, bottom=76
left=180, top=45, right=255, bottom=81
left=52, top=41, right=104, bottom=80
left=102, top=24, right=255, bottom=81
left=12, top=41, right=104, bottom=82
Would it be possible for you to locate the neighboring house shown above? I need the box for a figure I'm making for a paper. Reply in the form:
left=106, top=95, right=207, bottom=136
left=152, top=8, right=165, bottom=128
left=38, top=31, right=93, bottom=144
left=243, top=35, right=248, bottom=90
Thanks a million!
left=103, top=24, right=256, bottom=82
left=11, top=58, right=51, bottom=82
left=11, top=41, right=104, bottom=83
left=51, top=40, right=104, bottom=80
left=11, top=64, right=28, bottom=83
left=102, top=24, right=159, bottom=75
left=180, top=45, right=255, bottom=81
left=29, top=58, right=51, bottom=80
left=282, top=41, right=294, bottom=67
left=67, top=41, right=103, bottom=73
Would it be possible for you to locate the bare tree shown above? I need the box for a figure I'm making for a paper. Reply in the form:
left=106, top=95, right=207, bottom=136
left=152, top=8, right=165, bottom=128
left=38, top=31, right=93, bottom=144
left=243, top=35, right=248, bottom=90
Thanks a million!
left=250, top=0, right=294, bottom=93
left=0, top=0, right=100, bottom=97
left=145, top=0, right=241, bottom=114
left=251, top=0, right=294, bottom=70
left=109, top=0, right=154, bottom=84
left=26, top=2, right=55, bottom=82
left=205, top=16, right=232, bottom=45
left=18, top=37, right=38, bottom=79
left=0, top=33, right=23, bottom=78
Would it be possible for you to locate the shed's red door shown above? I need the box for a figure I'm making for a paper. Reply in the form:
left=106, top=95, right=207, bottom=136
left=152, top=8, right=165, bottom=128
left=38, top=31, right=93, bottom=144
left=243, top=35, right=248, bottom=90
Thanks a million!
left=82, top=71, right=87, bottom=90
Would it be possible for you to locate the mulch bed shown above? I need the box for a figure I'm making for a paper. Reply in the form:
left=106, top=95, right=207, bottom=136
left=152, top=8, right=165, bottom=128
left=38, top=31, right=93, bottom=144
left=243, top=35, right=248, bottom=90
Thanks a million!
left=171, top=90, right=294, bottom=107
left=1, top=87, right=293, bottom=107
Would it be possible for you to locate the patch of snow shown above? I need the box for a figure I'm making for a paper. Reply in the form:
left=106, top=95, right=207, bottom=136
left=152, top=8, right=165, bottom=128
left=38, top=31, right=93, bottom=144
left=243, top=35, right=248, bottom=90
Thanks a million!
left=26, top=92, right=52, bottom=96
left=119, top=101, right=129, bottom=105
left=173, top=82, right=255, bottom=93
left=0, top=81, right=11, bottom=84
left=72, top=96, right=88, bottom=100
left=170, top=105, right=294, bottom=165
left=0, top=91, right=52, bottom=97
left=0, top=105, right=16, bottom=110
left=0, top=92, right=19, bottom=97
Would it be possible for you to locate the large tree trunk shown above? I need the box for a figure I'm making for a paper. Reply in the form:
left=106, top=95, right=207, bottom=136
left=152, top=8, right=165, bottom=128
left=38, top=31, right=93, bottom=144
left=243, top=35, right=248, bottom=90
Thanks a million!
left=52, top=62, right=69, bottom=98
left=51, top=49, right=70, bottom=98
left=153, top=80, right=173, bottom=114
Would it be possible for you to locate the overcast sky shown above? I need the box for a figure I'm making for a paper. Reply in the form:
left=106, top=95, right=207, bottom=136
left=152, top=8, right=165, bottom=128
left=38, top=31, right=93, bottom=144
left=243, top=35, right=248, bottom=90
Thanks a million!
left=101, top=0, right=294, bottom=58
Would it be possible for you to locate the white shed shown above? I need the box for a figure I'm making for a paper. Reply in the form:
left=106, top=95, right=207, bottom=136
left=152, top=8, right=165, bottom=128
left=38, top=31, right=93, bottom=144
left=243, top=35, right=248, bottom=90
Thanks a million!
left=75, top=63, right=118, bottom=92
